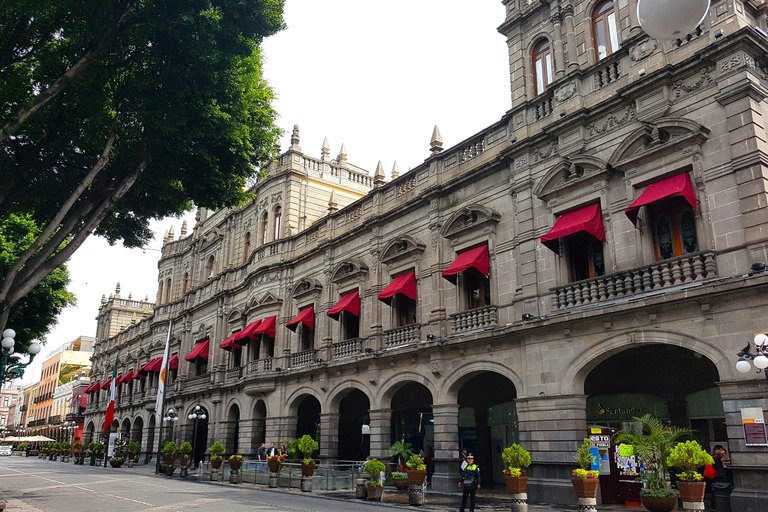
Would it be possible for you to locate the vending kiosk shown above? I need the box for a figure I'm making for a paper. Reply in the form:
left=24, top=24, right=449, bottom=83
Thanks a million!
left=588, top=427, right=642, bottom=505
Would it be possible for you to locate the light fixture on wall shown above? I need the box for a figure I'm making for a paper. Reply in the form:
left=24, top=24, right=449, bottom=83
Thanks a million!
left=736, top=333, right=768, bottom=383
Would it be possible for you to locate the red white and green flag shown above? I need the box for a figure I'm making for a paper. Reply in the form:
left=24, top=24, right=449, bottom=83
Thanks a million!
left=155, top=321, right=172, bottom=428
left=103, top=361, right=117, bottom=433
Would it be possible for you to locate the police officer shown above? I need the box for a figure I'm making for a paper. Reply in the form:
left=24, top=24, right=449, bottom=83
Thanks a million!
left=458, top=453, right=481, bottom=512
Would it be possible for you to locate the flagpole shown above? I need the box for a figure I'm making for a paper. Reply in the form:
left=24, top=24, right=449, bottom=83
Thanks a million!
left=155, top=320, right=172, bottom=475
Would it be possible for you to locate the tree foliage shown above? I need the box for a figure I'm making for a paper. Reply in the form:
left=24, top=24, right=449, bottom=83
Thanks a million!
left=0, top=214, right=75, bottom=352
left=0, top=0, right=285, bottom=331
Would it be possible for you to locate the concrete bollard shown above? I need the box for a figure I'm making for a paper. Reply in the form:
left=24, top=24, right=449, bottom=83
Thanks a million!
left=408, top=483, right=423, bottom=506
left=301, top=476, right=313, bottom=492
left=578, top=497, right=597, bottom=512
left=510, top=492, right=528, bottom=512
left=355, top=478, right=367, bottom=499
left=268, top=472, right=279, bottom=488
left=229, top=469, right=240, bottom=484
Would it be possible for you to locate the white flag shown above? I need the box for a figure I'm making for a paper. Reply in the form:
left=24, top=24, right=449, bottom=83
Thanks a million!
left=155, top=321, right=172, bottom=428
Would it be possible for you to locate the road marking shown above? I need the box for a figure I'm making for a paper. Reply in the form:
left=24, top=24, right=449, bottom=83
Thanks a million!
left=73, top=485, right=155, bottom=506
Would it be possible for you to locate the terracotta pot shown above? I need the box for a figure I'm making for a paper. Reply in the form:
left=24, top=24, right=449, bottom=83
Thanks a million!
left=179, top=454, right=190, bottom=468
left=676, top=481, right=705, bottom=503
left=301, top=460, right=315, bottom=477
left=211, top=458, right=223, bottom=470
left=505, top=476, right=528, bottom=494
left=163, top=454, right=176, bottom=466
left=571, top=478, right=600, bottom=499
left=392, top=478, right=409, bottom=490
left=366, top=485, right=383, bottom=501
left=267, top=458, right=282, bottom=472
left=641, top=496, right=677, bottom=512
left=407, top=469, right=427, bottom=486
left=229, top=459, right=242, bottom=471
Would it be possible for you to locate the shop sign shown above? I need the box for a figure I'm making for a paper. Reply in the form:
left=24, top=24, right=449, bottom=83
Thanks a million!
left=742, top=407, right=768, bottom=446
left=590, top=434, right=611, bottom=448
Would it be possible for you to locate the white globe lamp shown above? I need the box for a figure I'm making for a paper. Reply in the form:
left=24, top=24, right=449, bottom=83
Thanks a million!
left=735, top=359, right=751, bottom=373
left=754, top=354, right=768, bottom=370
left=754, top=333, right=768, bottom=348
left=28, top=343, right=41, bottom=354
left=637, top=0, right=710, bottom=40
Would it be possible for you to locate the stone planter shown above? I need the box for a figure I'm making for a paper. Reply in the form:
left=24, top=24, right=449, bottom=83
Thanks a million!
left=641, top=496, right=677, bottom=512
left=127, top=460, right=134, bottom=468
left=210, top=469, right=219, bottom=481
left=229, top=459, right=242, bottom=471
left=366, top=485, right=383, bottom=501
left=506, top=476, right=529, bottom=512
left=676, top=481, right=706, bottom=508
left=211, top=458, right=223, bottom=470
left=407, top=469, right=427, bottom=486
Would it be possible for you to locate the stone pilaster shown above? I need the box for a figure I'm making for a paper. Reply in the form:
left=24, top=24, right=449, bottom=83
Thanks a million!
left=551, top=10, right=565, bottom=79
left=368, top=408, right=392, bottom=460
left=562, top=4, right=579, bottom=73
left=319, top=412, right=339, bottom=464
left=431, top=403, right=460, bottom=493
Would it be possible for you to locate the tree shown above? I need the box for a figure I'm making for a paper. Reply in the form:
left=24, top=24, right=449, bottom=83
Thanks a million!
left=0, top=214, right=75, bottom=353
left=0, top=1, right=286, bottom=332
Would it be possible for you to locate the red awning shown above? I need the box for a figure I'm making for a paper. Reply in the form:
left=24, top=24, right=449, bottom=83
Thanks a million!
left=625, top=172, right=697, bottom=225
left=79, top=393, right=88, bottom=408
left=234, top=320, right=262, bottom=345
left=137, top=357, right=162, bottom=376
left=185, top=338, right=210, bottom=361
left=286, top=306, right=315, bottom=332
left=114, top=374, right=124, bottom=386
left=254, top=316, right=276, bottom=338
left=541, top=203, right=605, bottom=254
left=121, top=371, right=135, bottom=384
left=378, top=272, right=417, bottom=304
left=84, top=383, right=98, bottom=394
left=327, top=291, right=360, bottom=320
left=168, top=354, right=178, bottom=370
left=220, top=331, right=243, bottom=352
left=442, top=245, right=489, bottom=284
left=100, top=378, right=111, bottom=390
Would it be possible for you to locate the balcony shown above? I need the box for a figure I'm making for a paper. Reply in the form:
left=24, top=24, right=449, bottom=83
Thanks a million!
left=244, top=359, right=273, bottom=377
left=48, top=415, right=61, bottom=425
left=119, top=395, right=131, bottom=406
left=290, top=349, right=317, bottom=367
left=384, top=324, right=421, bottom=347
left=450, top=305, right=499, bottom=333
left=225, top=367, right=243, bottom=383
left=550, top=251, right=718, bottom=310
left=185, top=374, right=211, bottom=390
left=332, top=338, right=362, bottom=359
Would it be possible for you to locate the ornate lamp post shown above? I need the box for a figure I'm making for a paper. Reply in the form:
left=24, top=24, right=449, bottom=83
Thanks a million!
left=155, top=408, right=178, bottom=474
left=188, top=405, right=206, bottom=469
left=736, top=333, right=768, bottom=383
left=1, top=329, right=41, bottom=384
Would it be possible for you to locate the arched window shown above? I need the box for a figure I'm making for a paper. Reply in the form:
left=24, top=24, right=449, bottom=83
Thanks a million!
left=261, top=212, right=269, bottom=244
left=165, top=278, right=171, bottom=303
left=273, top=206, right=282, bottom=240
left=244, top=232, right=251, bottom=262
left=157, top=281, right=164, bottom=304
left=183, top=272, right=189, bottom=294
left=592, top=1, right=619, bottom=60
left=532, top=39, right=553, bottom=95
left=207, top=255, right=215, bottom=278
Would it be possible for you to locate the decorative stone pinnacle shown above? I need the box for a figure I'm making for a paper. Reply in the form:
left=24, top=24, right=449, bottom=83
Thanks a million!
left=430, top=125, right=444, bottom=155
left=391, top=161, right=400, bottom=179
left=101, top=294, right=107, bottom=305
left=321, top=137, right=330, bottom=162
left=180, top=220, right=187, bottom=238
left=115, top=282, right=121, bottom=296
left=168, top=225, right=174, bottom=240
left=290, top=124, right=300, bottom=150
left=374, top=161, right=386, bottom=187
left=328, top=190, right=338, bottom=214
left=338, top=143, right=347, bottom=166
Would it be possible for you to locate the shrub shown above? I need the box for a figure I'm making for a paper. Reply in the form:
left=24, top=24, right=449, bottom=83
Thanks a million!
left=502, top=444, right=531, bottom=471
left=127, top=442, right=141, bottom=456
left=364, top=458, right=386, bottom=476
left=297, top=434, right=318, bottom=465
left=667, top=440, right=713, bottom=481
left=573, top=468, right=599, bottom=479
left=162, top=441, right=177, bottom=456
left=18, top=442, right=27, bottom=450
left=73, top=442, right=83, bottom=454
left=209, top=441, right=224, bottom=462
left=391, top=471, right=408, bottom=480
left=406, top=453, right=426, bottom=471
left=229, top=454, right=243, bottom=461
left=60, top=442, right=72, bottom=454
left=178, top=442, right=192, bottom=454
left=575, top=438, right=594, bottom=470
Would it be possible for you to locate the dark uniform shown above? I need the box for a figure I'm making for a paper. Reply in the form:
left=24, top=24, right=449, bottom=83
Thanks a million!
left=459, top=456, right=481, bottom=512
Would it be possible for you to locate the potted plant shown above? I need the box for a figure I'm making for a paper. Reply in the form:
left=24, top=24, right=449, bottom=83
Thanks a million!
left=178, top=441, right=192, bottom=476
left=228, top=454, right=243, bottom=483
left=502, top=443, right=531, bottom=494
left=391, top=471, right=409, bottom=490
left=209, top=442, right=224, bottom=470
left=60, top=441, right=72, bottom=463
left=110, top=438, right=126, bottom=468
left=667, top=440, right=713, bottom=508
left=364, top=458, right=386, bottom=501
left=162, top=441, right=177, bottom=475
left=406, top=453, right=427, bottom=486
left=50, top=442, right=60, bottom=461
left=571, top=439, right=599, bottom=500
left=127, top=442, right=140, bottom=468
left=88, top=443, right=97, bottom=465
left=267, top=453, right=284, bottom=473
left=297, top=434, right=318, bottom=477
left=615, top=414, right=690, bottom=512
left=390, top=441, right=413, bottom=472
left=92, top=442, right=105, bottom=466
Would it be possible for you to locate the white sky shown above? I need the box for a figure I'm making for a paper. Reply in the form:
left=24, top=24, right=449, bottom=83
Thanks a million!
left=18, top=0, right=511, bottom=383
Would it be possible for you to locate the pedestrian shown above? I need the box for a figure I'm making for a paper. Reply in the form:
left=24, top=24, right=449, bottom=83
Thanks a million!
left=280, top=444, right=288, bottom=457
left=458, top=453, right=481, bottom=512
left=710, top=445, right=731, bottom=511
left=257, top=442, right=267, bottom=462
left=267, top=442, right=278, bottom=457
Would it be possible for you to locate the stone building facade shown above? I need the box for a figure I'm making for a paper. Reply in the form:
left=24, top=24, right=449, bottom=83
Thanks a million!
left=85, top=0, right=768, bottom=509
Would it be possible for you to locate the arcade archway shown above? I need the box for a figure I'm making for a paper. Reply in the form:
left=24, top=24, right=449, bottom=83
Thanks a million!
left=296, top=395, right=321, bottom=440
left=338, top=389, right=370, bottom=461
left=391, top=382, right=433, bottom=454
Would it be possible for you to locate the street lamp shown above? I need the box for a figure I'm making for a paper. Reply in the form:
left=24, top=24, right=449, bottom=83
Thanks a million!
left=636, top=0, right=710, bottom=40
left=188, top=405, right=206, bottom=469
left=1, top=329, right=41, bottom=384
left=736, top=333, right=768, bottom=382
left=156, top=408, right=179, bottom=474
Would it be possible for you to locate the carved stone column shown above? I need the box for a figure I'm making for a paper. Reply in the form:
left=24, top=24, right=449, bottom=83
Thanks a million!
left=627, top=0, right=641, bottom=35
left=368, top=408, right=392, bottom=460
left=563, top=4, right=579, bottom=72
left=319, top=412, right=339, bottom=465
left=551, top=10, right=566, bottom=79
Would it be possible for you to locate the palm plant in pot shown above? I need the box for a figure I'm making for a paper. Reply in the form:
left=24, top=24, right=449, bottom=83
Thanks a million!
left=390, top=441, right=412, bottom=472
left=162, top=441, right=177, bottom=475
left=60, top=441, right=72, bottom=463
left=571, top=439, right=600, bottom=500
left=667, top=440, right=713, bottom=509
left=364, top=458, right=386, bottom=501
left=405, top=453, right=427, bottom=486
left=614, top=414, right=689, bottom=512
left=127, top=442, right=140, bottom=468
left=178, top=441, right=192, bottom=477
left=502, top=443, right=531, bottom=494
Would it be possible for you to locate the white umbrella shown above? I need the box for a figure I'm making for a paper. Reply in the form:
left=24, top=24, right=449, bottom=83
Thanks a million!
left=26, top=435, right=55, bottom=442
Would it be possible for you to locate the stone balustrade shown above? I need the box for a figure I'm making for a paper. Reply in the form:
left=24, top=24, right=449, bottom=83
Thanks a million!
left=384, top=324, right=421, bottom=347
left=332, top=338, right=362, bottom=358
left=291, top=349, right=317, bottom=367
left=550, top=252, right=718, bottom=310
left=225, top=367, right=243, bottom=382
left=450, top=305, right=499, bottom=333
